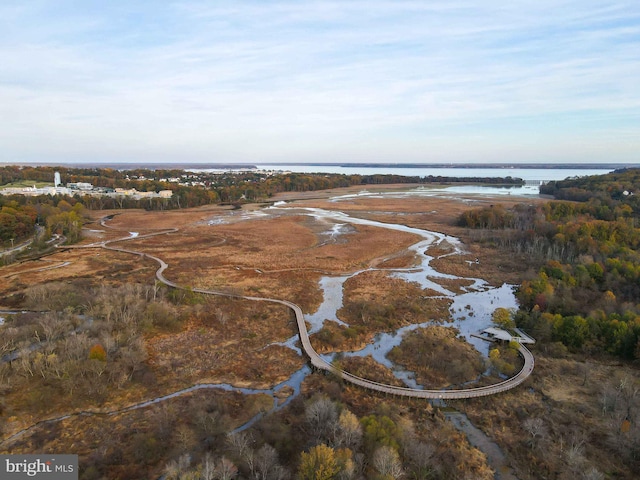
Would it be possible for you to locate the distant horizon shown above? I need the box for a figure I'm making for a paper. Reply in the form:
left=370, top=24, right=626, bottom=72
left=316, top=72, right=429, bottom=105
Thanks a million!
left=1, top=1, right=638, bottom=165
left=3, top=161, right=639, bottom=171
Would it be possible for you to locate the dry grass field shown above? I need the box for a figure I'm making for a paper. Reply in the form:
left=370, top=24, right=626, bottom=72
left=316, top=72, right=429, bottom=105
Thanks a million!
left=0, top=185, right=527, bottom=309
left=387, top=326, right=487, bottom=388
left=3, top=184, right=638, bottom=479
left=0, top=185, right=538, bottom=425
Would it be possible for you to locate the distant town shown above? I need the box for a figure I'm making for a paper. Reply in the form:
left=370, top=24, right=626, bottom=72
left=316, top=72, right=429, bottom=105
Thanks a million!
left=0, top=171, right=173, bottom=199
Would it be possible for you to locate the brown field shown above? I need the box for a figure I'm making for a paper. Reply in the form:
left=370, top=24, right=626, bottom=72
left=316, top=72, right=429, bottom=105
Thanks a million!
left=5, top=388, right=274, bottom=480
left=146, top=299, right=302, bottom=390
left=0, top=185, right=534, bottom=424
left=1, top=185, right=531, bottom=309
left=387, top=326, right=486, bottom=388
left=335, top=355, right=406, bottom=387
left=7, top=185, right=638, bottom=478
left=286, top=186, right=538, bottom=286
left=337, top=270, right=453, bottom=335
left=1, top=251, right=156, bottom=309
left=454, top=353, right=640, bottom=479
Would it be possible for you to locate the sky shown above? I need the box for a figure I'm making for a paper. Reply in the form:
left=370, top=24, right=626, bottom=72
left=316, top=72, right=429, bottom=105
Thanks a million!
left=0, top=1, right=639, bottom=165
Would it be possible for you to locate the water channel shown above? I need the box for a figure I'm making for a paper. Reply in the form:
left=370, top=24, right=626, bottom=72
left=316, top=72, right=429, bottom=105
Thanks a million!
left=263, top=195, right=521, bottom=478
left=1, top=187, right=523, bottom=477
left=268, top=203, right=518, bottom=374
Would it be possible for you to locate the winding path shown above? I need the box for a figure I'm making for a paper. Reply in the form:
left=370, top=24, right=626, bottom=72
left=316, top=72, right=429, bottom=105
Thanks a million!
left=102, top=222, right=534, bottom=400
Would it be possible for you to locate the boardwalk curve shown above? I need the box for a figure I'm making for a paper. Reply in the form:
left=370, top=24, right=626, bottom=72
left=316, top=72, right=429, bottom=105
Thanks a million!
left=103, top=227, right=534, bottom=400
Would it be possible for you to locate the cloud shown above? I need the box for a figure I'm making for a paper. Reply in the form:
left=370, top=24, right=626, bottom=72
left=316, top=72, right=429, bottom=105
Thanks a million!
left=0, top=0, right=638, bottom=163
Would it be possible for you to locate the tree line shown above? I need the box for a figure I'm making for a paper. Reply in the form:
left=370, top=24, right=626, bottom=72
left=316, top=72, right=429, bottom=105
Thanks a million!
left=0, top=200, right=37, bottom=244
left=459, top=169, right=640, bottom=360
left=0, top=165, right=524, bottom=247
left=0, top=196, right=86, bottom=248
left=1, top=165, right=523, bottom=206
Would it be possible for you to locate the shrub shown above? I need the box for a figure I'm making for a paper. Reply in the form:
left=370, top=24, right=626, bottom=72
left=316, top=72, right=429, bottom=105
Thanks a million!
left=88, top=344, right=107, bottom=362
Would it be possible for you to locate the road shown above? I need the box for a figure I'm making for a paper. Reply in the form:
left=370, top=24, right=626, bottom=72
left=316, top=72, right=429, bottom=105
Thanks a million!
left=101, top=225, right=534, bottom=400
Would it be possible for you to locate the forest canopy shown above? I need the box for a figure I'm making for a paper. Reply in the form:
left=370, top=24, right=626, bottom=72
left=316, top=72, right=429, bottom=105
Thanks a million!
left=1, top=165, right=522, bottom=207
left=460, top=168, right=640, bottom=360
left=0, top=165, right=523, bottom=247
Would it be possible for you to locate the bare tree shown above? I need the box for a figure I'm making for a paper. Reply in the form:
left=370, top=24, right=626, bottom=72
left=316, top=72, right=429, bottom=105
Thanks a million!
left=0, top=337, right=15, bottom=358
left=216, top=309, right=227, bottom=327
left=0, top=363, right=12, bottom=389
left=24, top=284, right=49, bottom=306
left=253, top=444, right=279, bottom=480
left=227, top=431, right=255, bottom=463
left=617, top=376, right=639, bottom=420
left=196, top=408, right=222, bottom=438
left=174, top=424, right=196, bottom=452
left=582, top=467, right=605, bottom=480
left=565, top=437, right=585, bottom=475
left=373, top=446, right=403, bottom=479
left=214, top=457, right=238, bottom=480
left=17, top=347, right=34, bottom=377
left=600, top=382, right=617, bottom=415
left=151, top=404, right=175, bottom=442
left=201, top=453, right=216, bottom=480
left=403, top=441, right=435, bottom=480
left=305, top=396, right=338, bottom=445
left=164, top=454, right=192, bottom=480
left=580, top=361, right=590, bottom=386
left=32, top=352, right=48, bottom=379
left=604, top=375, right=640, bottom=463
left=269, top=465, right=290, bottom=480
left=60, top=332, right=92, bottom=362
left=39, top=313, right=66, bottom=343
left=99, top=331, right=116, bottom=355
left=522, top=417, right=547, bottom=449
left=118, top=338, right=147, bottom=380
left=334, top=409, right=362, bottom=450
left=46, top=353, right=63, bottom=379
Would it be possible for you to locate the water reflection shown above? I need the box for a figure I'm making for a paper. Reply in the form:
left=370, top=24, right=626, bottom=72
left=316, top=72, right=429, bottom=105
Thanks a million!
left=329, top=184, right=541, bottom=202
left=269, top=204, right=519, bottom=389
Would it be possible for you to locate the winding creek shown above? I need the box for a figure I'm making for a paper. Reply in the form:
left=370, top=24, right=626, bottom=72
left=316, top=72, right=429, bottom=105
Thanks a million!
left=1, top=189, right=530, bottom=478
left=269, top=204, right=521, bottom=380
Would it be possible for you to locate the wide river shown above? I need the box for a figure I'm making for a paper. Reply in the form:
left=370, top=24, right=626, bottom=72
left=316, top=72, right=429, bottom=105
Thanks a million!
left=193, top=164, right=615, bottom=182
left=191, top=165, right=616, bottom=198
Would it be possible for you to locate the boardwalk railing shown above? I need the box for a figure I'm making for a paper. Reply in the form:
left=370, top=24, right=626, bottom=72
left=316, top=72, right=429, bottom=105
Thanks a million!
left=101, top=226, right=535, bottom=400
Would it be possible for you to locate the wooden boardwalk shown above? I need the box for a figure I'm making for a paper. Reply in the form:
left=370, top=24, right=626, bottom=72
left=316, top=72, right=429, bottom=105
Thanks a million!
left=102, top=228, right=534, bottom=400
